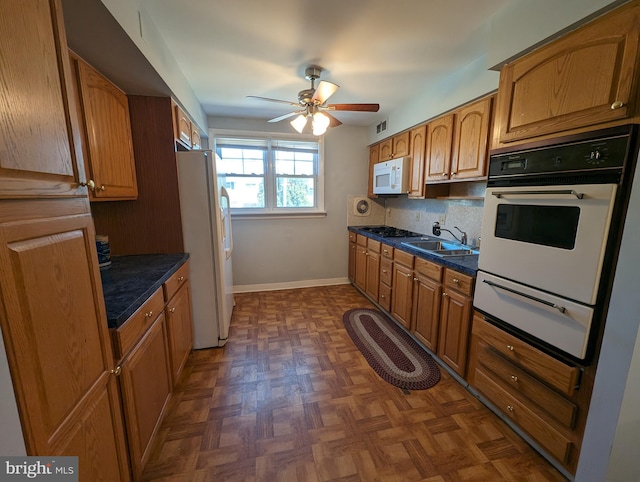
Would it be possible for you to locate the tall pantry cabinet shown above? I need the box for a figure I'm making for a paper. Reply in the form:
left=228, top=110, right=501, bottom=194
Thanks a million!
left=0, top=1, right=130, bottom=480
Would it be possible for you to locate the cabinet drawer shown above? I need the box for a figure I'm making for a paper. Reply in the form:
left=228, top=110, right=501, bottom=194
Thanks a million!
left=367, top=238, right=381, bottom=253
left=415, top=257, right=442, bottom=282
left=357, top=234, right=368, bottom=247
left=394, top=249, right=414, bottom=268
left=474, top=367, right=572, bottom=464
left=381, top=243, right=393, bottom=259
left=379, top=283, right=392, bottom=311
left=380, top=258, right=393, bottom=286
left=112, top=287, right=165, bottom=360
left=443, top=269, right=474, bottom=296
left=473, top=315, right=580, bottom=396
left=476, top=340, right=577, bottom=429
left=163, top=261, right=189, bottom=301
left=348, top=231, right=357, bottom=243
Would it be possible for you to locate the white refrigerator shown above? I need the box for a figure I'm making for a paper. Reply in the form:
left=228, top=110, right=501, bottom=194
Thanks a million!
left=176, top=150, right=234, bottom=348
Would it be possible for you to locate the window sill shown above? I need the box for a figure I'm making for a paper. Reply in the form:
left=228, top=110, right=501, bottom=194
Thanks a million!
left=231, top=211, right=327, bottom=220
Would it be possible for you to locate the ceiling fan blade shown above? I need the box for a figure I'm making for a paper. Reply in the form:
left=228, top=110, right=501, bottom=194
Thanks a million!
left=323, top=112, right=343, bottom=128
left=247, top=95, right=300, bottom=107
left=268, top=110, right=305, bottom=123
left=326, top=103, right=380, bottom=112
left=311, top=80, right=339, bottom=104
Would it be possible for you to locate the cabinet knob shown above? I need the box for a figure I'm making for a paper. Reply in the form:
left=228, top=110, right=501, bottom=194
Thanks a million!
left=611, top=100, right=625, bottom=110
left=382, top=269, right=387, bottom=273
left=169, top=307, right=176, bottom=313
left=110, top=365, right=122, bottom=376
left=452, top=278, right=460, bottom=285
left=413, top=277, right=418, bottom=282
left=145, top=310, right=153, bottom=318
left=451, top=172, right=457, bottom=177
left=405, top=272, right=412, bottom=278
left=506, top=405, right=514, bottom=412
left=381, top=295, right=385, bottom=299
left=80, top=179, right=96, bottom=191
left=178, top=276, right=185, bottom=282
left=510, top=375, right=518, bottom=383
left=441, top=172, right=447, bottom=176
left=98, top=185, right=106, bottom=191
left=442, top=292, right=448, bottom=297
left=507, top=345, right=514, bottom=351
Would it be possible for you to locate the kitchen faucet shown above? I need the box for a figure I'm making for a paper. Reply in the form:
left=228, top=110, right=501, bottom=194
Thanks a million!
left=432, top=222, right=468, bottom=246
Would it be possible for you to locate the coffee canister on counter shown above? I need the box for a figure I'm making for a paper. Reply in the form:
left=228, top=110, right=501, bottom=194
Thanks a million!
left=95, top=235, right=111, bottom=268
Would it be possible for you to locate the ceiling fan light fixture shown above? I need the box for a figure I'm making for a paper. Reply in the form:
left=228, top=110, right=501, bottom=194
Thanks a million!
left=312, top=111, right=330, bottom=136
left=290, top=114, right=307, bottom=133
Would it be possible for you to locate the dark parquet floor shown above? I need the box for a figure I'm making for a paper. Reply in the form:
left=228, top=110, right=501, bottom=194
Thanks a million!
left=141, top=284, right=566, bottom=481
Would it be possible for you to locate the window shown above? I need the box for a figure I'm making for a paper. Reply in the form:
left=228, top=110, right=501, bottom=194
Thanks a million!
left=214, top=135, right=324, bottom=216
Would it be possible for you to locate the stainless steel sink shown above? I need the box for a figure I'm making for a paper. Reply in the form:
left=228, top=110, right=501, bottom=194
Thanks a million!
left=401, top=239, right=479, bottom=257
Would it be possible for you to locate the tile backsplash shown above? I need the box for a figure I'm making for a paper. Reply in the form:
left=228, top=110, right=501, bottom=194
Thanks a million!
left=347, top=182, right=486, bottom=247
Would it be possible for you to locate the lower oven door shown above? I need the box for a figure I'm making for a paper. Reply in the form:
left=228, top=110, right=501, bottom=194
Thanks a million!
left=474, top=271, right=594, bottom=360
left=478, top=183, right=617, bottom=305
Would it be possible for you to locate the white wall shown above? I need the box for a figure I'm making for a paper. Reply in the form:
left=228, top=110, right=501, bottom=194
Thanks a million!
left=575, top=160, right=640, bottom=481
left=99, top=0, right=207, bottom=133
left=209, top=117, right=369, bottom=290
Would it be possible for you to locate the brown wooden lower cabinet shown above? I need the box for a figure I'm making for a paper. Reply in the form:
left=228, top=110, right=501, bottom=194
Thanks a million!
left=0, top=206, right=130, bottom=481
left=412, top=258, right=443, bottom=352
left=119, top=312, right=172, bottom=480
left=467, top=313, right=594, bottom=475
left=164, top=277, right=194, bottom=385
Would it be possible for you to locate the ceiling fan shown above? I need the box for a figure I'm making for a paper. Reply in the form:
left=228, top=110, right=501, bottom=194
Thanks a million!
left=247, top=66, right=380, bottom=136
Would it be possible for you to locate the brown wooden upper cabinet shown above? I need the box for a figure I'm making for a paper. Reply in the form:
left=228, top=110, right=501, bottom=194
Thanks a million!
left=494, top=1, right=640, bottom=145
left=424, top=114, right=454, bottom=182
left=408, top=125, right=427, bottom=198
left=450, top=96, right=493, bottom=180
left=173, top=101, right=203, bottom=150
left=0, top=1, right=86, bottom=199
left=70, top=53, right=138, bottom=200
left=379, top=131, right=410, bottom=161
left=367, top=143, right=380, bottom=198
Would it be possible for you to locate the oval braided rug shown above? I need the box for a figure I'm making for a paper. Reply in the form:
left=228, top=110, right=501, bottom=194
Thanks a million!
left=343, top=308, right=440, bottom=390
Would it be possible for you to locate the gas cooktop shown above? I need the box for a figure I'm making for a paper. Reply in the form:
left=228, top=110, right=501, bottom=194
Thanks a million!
left=359, top=226, right=423, bottom=238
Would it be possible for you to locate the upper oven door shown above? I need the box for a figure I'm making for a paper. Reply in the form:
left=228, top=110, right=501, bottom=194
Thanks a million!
left=478, top=183, right=617, bottom=305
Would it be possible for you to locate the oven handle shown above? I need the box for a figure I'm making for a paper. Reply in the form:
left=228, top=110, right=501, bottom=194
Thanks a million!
left=491, top=189, right=584, bottom=199
left=482, top=279, right=567, bottom=314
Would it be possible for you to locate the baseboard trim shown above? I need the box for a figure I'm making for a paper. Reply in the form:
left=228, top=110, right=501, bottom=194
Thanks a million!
left=234, top=277, right=350, bottom=293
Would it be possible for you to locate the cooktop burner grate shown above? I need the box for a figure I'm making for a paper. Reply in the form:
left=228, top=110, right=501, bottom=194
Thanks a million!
left=360, top=226, right=423, bottom=238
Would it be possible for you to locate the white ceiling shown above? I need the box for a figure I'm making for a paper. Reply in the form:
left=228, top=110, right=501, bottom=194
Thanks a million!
left=140, top=0, right=509, bottom=126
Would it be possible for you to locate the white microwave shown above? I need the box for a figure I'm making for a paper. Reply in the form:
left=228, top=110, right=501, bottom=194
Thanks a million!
left=373, top=156, right=411, bottom=194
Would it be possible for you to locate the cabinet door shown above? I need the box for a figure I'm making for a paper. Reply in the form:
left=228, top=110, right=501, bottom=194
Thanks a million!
left=412, top=275, right=442, bottom=352
left=74, top=56, right=138, bottom=200
left=391, top=263, right=414, bottom=329
left=365, top=250, right=380, bottom=302
left=191, top=124, right=202, bottom=150
left=408, top=125, right=427, bottom=198
left=0, top=0, right=86, bottom=198
left=425, top=114, right=454, bottom=182
left=348, top=241, right=357, bottom=281
left=166, top=281, right=193, bottom=385
left=354, top=245, right=368, bottom=291
left=175, top=105, right=192, bottom=148
left=451, top=97, right=492, bottom=180
left=496, top=1, right=640, bottom=144
left=367, top=144, right=380, bottom=198
left=438, top=289, right=472, bottom=377
left=120, top=313, right=172, bottom=480
left=379, top=139, right=393, bottom=161
left=0, top=211, right=129, bottom=480
left=392, top=131, right=410, bottom=157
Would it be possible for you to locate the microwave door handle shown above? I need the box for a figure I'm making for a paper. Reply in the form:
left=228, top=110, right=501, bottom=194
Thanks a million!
left=482, top=279, right=567, bottom=314
left=390, top=166, right=396, bottom=188
left=491, top=189, right=584, bottom=199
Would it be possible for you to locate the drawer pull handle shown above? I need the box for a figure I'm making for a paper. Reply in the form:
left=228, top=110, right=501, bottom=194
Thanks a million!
left=507, top=345, right=514, bottom=351
left=611, top=100, right=625, bottom=110
left=178, top=276, right=185, bottom=282
left=145, top=311, right=153, bottom=318
left=506, top=405, right=514, bottom=412
left=510, top=375, right=518, bottom=382
left=169, top=307, right=176, bottom=313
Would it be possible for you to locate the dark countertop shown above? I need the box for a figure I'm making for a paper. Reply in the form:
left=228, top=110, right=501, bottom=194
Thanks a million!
left=348, top=226, right=478, bottom=276
left=100, top=254, right=189, bottom=329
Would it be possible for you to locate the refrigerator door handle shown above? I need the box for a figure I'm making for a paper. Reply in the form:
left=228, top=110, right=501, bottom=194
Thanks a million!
left=220, top=186, right=233, bottom=259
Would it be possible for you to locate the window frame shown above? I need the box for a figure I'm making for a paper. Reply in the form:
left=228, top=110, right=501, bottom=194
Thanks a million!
left=211, top=130, right=325, bottom=219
